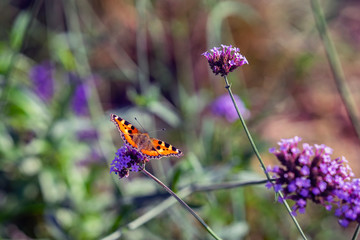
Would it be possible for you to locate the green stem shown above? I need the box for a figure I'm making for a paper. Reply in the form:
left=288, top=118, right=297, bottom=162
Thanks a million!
left=223, top=76, right=308, bottom=240
left=191, top=178, right=275, bottom=192
left=310, top=2, right=360, bottom=237
left=141, top=168, right=223, bottom=240
left=352, top=224, right=360, bottom=240
left=310, top=0, right=360, bottom=141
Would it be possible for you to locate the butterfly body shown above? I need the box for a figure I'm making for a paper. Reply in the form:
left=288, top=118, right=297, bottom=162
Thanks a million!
left=111, top=114, right=183, bottom=159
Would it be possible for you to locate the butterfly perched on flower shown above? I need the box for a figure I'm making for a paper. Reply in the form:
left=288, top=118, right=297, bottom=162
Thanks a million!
left=110, top=114, right=183, bottom=159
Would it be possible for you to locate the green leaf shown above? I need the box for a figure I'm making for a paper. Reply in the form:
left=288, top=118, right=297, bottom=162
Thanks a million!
left=10, top=12, right=31, bottom=50
left=50, top=34, right=77, bottom=70
left=0, top=43, right=13, bottom=74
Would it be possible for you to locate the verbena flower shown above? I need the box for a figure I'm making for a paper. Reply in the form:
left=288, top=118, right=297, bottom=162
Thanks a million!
left=333, top=179, right=360, bottom=227
left=202, top=44, right=248, bottom=76
left=211, top=94, right=250, bottom=122
left=110, top=146, right=148, bottom=179
left=29, top=62, right=55, bottom=101
left=267, top=136, right=354, bottom=216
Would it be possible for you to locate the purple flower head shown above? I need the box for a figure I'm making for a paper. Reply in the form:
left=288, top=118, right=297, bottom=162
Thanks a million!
left=202, top=45, right=248, bottom=76
left=29, top=62, right=55, bottom=102
left=211, top=94, right=250, bottom=122
left=267, top=136, right=354, bottom=216
left=110, top=146, right=148, bottom=179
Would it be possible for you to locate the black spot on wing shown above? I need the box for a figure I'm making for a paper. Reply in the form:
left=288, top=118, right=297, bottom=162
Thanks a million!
left=165, top=143, right=170, bottom=148
left=156, top=146, right=161, bottom=150
left=158, top=140, right=163, bottom=145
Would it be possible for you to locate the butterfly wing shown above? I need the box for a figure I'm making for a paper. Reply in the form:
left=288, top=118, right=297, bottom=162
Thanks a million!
left=111, top=114, right=183, bottom=159
left=139, top=137, right=182, bottom=159
left=111, top=114, right=140, bottom=148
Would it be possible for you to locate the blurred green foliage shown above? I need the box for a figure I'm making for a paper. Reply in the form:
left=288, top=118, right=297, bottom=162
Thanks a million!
left=0, top=0, right=359, bottom=239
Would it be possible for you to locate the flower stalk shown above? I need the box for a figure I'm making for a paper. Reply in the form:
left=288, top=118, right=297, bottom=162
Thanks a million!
left=202, top=45, right=307, bottom=239
left=223, top=75, right=308, bottom=240
left=110, top=145, right=222, bottom=239
left=352, top=224, right=360, bottom=240
left=311, top=1, right=360, bottom=236
left=102, top=178, right=275, bottom=240
left=310, top=0, right=360, bottom=141
left=141, top=167, right=223, bottom=240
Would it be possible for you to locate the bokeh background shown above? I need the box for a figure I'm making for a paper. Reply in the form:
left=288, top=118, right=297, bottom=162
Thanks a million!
left=1, top=0, right=360, bottom=239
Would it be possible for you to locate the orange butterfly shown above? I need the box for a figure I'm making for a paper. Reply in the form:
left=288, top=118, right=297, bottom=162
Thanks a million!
left=111, top=114, right=183, bottom=159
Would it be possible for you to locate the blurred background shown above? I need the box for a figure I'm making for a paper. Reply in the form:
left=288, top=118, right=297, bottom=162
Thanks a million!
left=1, top=0, right=360, bottom=239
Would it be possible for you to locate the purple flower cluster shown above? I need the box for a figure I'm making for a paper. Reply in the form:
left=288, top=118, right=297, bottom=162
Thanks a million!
left=110, top=146, right=147, bottom=179
left=202, top=45, right=248, bottom=76
left=29, top=62, right=55, bottom=102
left=211, top=94, right=250, bottom=122
left=267, top=136, right=360, bottom=226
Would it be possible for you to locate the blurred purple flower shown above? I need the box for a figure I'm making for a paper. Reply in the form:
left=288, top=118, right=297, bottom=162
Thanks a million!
left=76, top=129, right=98, bottom=142
left=76, top=150, right=102, bottom=167
left=29, top=62, right=55, bottom=101
left=211, top=94, right=250, bottom=122
left=202, top=44, right=248, bottom=76
left=267, top=136, right=354, bottom=216
left=68, top=73, right=90, bottom=116
left=110, top=146, right=148, bottom=179
left=72, top=83, right=89, bottom=116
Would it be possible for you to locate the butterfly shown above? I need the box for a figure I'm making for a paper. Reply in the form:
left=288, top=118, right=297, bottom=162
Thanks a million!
left=111, top=114, right=183, bottom=159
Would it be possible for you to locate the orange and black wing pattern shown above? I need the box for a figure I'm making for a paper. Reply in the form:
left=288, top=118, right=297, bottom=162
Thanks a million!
left=111, top=114, right=140, bottom=149
left=139, top=138, right=182, bottom=159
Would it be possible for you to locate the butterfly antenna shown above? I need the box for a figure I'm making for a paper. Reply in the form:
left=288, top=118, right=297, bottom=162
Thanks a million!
left=134, top=117, right=146, bottom=132
left=148, top=128, right=167, bottom=134
left=134, top=117, right=167, bottom=134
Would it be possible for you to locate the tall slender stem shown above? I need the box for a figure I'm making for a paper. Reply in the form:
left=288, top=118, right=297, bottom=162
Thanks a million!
left=223, top=76, right=308, bottom=240
left=141, top=168, right=223, bottom=240
left=310, top=0, right=360, bottom=141
left=310, top=0, right=360, bottom=235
